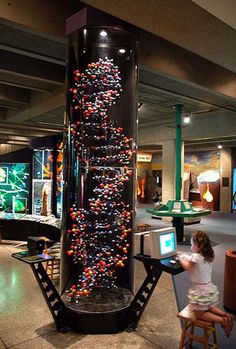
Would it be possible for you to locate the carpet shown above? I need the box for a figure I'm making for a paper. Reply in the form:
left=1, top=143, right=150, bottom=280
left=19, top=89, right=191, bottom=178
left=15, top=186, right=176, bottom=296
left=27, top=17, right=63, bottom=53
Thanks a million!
left=173, top=244, right=236, bottom=348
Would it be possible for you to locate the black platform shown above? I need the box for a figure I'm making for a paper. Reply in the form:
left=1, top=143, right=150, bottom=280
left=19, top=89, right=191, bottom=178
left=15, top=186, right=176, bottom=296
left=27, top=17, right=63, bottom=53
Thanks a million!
left=12, top=252, right=184, bottom=334
left=62, top=287, right=133, bottom=333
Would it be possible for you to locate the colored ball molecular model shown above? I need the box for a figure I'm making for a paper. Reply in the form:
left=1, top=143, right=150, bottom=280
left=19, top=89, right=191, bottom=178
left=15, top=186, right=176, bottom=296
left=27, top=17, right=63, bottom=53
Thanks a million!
left=66, top=58, right=135, bottom=302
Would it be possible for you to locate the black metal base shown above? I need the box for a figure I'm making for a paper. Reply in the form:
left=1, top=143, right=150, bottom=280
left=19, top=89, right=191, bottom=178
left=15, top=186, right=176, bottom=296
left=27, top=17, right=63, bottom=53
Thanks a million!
left=64, top=304, right=131, bottom=334
left=62, top=287, right=133, bottom=333
left=12, top=253, right=184, bottom=334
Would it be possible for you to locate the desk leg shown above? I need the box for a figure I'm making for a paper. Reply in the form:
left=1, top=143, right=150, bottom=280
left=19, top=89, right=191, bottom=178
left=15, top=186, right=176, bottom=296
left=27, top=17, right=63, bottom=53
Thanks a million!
left=173, top=217, right=184, bottom=242
left=30, top=262, right=69, bottom=332
left=128, top=264, right=163, bottom=330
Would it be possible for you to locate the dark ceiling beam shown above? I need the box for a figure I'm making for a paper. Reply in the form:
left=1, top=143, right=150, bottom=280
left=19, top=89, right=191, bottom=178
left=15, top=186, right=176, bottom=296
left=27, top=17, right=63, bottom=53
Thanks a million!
left=5, top=85, right=65, bottom=124
left=0, top=19, right=66, bottom=63
left=0, top=49, right=65, bottom=83
left=0, top=1, right=83, bottom=37
left=0, top=84, right=30, bottom=105
left=0, top=43, right=65, bottom=66
left=0, top=79, right=49, bottom=92
left=0, top=121, right=61, bottom=134
left=139, top=68, right=236, bottom=111
left=0, top=70, right=61, bottom=92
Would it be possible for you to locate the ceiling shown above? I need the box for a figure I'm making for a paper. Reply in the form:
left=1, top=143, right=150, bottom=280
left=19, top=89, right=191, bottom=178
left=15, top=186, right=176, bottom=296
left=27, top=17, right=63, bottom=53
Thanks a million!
left=1, top=6, right=236, bottom=153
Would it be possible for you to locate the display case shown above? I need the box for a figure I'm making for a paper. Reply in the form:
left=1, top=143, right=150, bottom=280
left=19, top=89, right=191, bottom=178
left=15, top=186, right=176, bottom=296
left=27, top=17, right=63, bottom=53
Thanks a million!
left=0, top=163, right=30, bottom=213
left=55, top=140, right=63, bottom=219
left=31, top=137, right=63, bottom=218
left=61, top=9, right=138, bottom=333
left=32, top=149, right=53, bottom=215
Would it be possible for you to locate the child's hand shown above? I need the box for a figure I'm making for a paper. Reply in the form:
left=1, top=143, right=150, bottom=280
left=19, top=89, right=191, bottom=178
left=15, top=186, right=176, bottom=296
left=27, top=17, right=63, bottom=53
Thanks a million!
left=177, top=253, right=191, bottom=261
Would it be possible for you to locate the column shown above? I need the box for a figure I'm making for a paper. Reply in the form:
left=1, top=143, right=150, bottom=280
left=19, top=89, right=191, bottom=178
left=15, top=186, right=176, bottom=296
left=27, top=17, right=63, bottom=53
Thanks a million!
left=220, top=148, right=232, bottom=212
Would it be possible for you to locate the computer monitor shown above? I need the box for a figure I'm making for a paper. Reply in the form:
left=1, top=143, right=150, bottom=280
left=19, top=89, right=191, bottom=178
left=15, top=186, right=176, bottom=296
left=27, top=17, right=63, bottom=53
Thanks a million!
left=148, top=227, right=177, bottom=259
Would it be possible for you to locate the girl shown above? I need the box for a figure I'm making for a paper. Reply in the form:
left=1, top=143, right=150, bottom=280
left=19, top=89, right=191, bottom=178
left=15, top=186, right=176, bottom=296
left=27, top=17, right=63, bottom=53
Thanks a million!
left=177, top=231, right=233, bottom=337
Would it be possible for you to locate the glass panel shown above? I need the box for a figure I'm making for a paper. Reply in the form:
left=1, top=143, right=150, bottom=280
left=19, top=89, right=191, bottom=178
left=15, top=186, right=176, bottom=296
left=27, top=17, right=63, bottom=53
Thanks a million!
left=62, top=26, right=138, bottom=306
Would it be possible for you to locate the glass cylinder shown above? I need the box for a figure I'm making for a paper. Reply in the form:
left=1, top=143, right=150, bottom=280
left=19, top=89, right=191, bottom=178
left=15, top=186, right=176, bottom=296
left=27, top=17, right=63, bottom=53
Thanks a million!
left=61, top=25, right=138, bottom=330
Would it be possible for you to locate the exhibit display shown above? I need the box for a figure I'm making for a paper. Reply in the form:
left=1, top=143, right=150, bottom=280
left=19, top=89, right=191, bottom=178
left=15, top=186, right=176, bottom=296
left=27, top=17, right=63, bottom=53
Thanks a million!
left=147, top=105, right=211, bottom=242
left=56, top=140, right=63, bottom=218
left=32, top=149, right=53, bottom=215
left=0, top=163, right=30, bottom=213
left=30, top=137, right=63, bottom=218
left=60, top=8, right=138, bottom=332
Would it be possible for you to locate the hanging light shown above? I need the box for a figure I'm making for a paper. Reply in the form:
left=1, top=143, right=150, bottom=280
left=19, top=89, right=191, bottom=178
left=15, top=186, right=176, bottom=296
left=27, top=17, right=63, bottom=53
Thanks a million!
left=183, top=115, right=191, bottom=124
left=217, top=142, right=223, bottom=149
left=183, top=113, right=191, bottom=124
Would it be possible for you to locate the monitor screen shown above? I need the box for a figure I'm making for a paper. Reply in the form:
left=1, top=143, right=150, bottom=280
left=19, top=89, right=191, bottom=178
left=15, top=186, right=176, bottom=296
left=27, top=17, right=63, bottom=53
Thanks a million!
left=159, top=232, right=176, bottom=255
left=148, top=227, right=177, bottom=259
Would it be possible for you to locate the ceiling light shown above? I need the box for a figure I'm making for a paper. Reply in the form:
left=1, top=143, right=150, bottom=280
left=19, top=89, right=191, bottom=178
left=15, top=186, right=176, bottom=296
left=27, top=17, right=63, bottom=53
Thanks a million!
left=118, top=48, right=126, bottom=54
left=217, top=142, right=223, bottom=149
left=183, top=115, right=191, bottom=124
left=100, top=30, right=108, bottom=37
left=138, top=102, right=143, bottom=111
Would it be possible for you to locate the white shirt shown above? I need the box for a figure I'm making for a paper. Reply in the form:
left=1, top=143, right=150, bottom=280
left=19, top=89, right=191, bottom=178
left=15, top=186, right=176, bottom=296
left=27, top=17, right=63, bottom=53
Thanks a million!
left=187, top=253, right=212, bottom=284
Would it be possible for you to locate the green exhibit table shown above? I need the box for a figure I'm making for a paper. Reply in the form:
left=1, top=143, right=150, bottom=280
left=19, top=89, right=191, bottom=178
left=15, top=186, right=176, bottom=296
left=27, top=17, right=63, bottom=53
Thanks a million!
left=146, top=199, right=211, bottom=242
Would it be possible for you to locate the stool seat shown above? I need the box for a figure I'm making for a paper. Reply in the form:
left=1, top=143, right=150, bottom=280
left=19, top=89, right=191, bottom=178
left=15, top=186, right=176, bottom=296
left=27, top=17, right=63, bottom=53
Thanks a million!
left=177, top=305, right=218, bottom=348
left=136, top=223, right=151, bottom=232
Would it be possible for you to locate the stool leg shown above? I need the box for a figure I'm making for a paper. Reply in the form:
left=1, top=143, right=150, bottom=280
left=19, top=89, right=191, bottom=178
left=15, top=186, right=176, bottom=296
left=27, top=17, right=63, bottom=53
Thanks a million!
left=51, top=260, right=54, bottom=280
left=189, top=323, right=195, bottom=347
left=212, top=323, right=218, bottom=348
left=179, top=320, right=188, bottom=349
left=203, top=327, right=208, bottom=349
left=45, top=261, right=49, bottom=273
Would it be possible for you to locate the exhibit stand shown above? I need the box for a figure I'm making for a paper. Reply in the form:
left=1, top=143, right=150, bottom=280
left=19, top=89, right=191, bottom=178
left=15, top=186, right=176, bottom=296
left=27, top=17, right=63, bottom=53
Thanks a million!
left=60, top=7, right=138, bottom=333
left=12, top=245, right=184, bottom=333
left=0, top=213, right=61, bottom=242
left=147, top=104, right=211, bottom=242
left=11, top=8, right=186, bottom=335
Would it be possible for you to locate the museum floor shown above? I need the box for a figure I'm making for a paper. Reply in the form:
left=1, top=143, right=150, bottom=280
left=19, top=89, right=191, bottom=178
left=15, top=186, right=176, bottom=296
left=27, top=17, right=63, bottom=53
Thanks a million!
left=0, top=205, right=236, bottom=349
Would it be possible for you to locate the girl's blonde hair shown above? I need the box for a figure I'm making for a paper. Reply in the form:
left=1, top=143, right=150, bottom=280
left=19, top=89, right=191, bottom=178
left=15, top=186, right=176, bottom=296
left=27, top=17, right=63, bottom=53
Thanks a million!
left=192, top=231, right=215, bottom=262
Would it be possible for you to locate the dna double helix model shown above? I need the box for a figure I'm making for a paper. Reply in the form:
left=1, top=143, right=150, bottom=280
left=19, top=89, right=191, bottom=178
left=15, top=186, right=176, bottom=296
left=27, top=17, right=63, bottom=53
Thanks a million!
left=66, top=57, right=135, bottom=301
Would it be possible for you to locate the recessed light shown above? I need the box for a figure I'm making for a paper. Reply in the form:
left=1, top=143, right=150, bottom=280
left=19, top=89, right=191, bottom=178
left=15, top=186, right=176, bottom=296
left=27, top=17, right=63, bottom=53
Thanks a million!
left=100, top=30, right=107, bottom=37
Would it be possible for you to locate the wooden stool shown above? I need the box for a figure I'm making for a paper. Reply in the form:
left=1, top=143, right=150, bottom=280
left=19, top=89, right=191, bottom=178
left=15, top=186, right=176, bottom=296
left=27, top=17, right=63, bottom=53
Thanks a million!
left=45, top=258, right=60, bottom=280
left=136, top=223, right=151, bottom=232
left=177, top=305, right=218, bottom=349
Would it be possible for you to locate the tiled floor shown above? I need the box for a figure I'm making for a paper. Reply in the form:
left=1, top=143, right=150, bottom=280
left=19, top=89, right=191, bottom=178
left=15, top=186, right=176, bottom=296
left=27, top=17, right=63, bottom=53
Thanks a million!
left=1, top=206, right=236, bottom=348
left=0, top=243, right=180, bottom=349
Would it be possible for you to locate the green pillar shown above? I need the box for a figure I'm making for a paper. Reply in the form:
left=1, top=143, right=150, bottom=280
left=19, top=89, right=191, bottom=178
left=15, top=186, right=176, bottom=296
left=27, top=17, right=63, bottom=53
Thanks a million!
left=175, top=104, right=182, bottom=200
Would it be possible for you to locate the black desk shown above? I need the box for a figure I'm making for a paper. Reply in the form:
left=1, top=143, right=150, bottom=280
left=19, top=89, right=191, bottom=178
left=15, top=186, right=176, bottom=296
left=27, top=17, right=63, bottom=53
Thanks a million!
left=128, top=254, right=184, bottom=330
left=12, top=251, right=67, bottom=332
left=12, top=251, right=55, bottom=264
